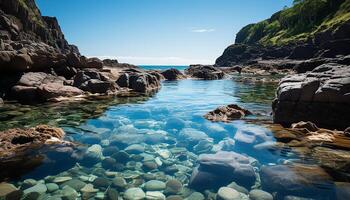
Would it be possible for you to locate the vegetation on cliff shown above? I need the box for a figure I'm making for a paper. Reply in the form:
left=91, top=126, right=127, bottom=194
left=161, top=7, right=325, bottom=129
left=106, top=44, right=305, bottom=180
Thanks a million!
left=235, top=0, right=350, bottom=45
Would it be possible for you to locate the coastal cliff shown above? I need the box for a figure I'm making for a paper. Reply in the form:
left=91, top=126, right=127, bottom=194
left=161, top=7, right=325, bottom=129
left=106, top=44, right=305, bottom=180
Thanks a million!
left=215, top=0, right=350, bottom=69
left=0, top=0, right=162, bottom=103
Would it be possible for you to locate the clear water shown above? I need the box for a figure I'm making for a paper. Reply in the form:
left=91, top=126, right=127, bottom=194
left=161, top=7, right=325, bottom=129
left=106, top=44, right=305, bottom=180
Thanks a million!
left=0, top=72, right=347, bottom=199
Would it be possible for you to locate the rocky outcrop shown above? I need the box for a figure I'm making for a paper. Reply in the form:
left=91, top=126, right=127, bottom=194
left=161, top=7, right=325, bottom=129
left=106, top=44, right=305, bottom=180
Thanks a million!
left=204, top=104, right=252, bottom=122
left=161, top=68, right=186, bottom=81
left=0, top=125, right=65, bottom=158
left=272, top=63, right=350, bottom=129
left=189, top=151, right=256, bottom=191
left=116, top=69, right=161, bottom=93
left=73, top=69, right=118, bottom=94
left=185, top=65, right=225, bottom=80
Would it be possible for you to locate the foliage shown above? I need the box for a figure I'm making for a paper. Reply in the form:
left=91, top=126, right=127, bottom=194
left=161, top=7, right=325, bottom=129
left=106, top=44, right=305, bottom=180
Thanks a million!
left=235, top=0, right=350, bottom=46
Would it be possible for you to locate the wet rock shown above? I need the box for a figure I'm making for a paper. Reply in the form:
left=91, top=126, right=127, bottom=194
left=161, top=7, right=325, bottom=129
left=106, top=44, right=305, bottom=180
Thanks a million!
left=166, top=195, right=183, bottom=200
left=125, top=144, right=145, bottom=154
left=249, top=189, right=273, bottom=200
left=143, top=160, right=159, bottom=171
left=61, top=185, right=78, bottom=200
left=116, top=69, right=161, bottom=93
left=335, top=182, right=350, bottom=200
left=106, top=187, right=119, bottom=200
left=260, top=164, right=334, bottom=196
left=102, top=146, right=119, bottom=156
left=185, top=192, right=205, bottom=200
left=0, top=125, right=65, bottom=158
left=165, top=117, right=186, bottom=131
left=22, top=179, right=37, bottom=189
left=145, top=180, right=166, bottom=191
left=0, top=182, right=21, bottom=199
left=23, top=183, right=47, bottom=195
left=291, top=121, right=318, bottom=132
left=178, top=128, right=210, bottom=146
left=93, top=177, right=111, bottom=189
left=102, top=157, right=117, bottom=170
left=124, top=187, right=146, bottom=200
left=161, top=68, right=186, bottom=80
left=311, top=147, right=350, bottom=172
left=81, top=135, right=102, bottom=145
left=165, top=180, right=183, bottom=194
left=189, top=151, right=256, bottom=190
left=227, top=182, right=248, bottom=194
left=46, top=183, right=59, bottom=192
left=216, top=187, right=240, bottom=200
left=186, top=65, right=225, bottom=80
left=73, top=69, right=117, bottom=94
left=273, top=63, right=350, bottom=129
left=193, top=140, right=213, bottom=154
left=0, top=98, right=3, bottom=104
left=111, top=151, right=130, bottom=164
left=53, top=177, right=72, bottom=183
left=204, top=104, right=252, bottom=122
left=146, top=191, right=166, bottom=200
left=112, top=177, right=127, bottom=189
left=233, top=126, right=273, bottom=148
left=61, top=179, right=86, bottom=191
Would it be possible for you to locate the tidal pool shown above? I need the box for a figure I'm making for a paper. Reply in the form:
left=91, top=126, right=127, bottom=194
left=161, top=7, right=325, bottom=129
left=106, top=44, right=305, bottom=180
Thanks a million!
left=0, top=74, right=347, bottom=200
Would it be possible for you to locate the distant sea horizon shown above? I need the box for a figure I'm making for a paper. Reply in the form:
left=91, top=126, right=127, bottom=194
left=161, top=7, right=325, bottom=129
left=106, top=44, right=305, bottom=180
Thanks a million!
left=139, top=65, right=188, bottom=71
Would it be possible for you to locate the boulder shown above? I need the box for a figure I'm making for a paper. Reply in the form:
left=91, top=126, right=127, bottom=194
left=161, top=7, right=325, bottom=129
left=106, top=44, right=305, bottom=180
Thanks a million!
left=189, top=151, right=256, bottom=190
left=73, top=69, right=117, bottom=94
left=116, top=69, right=161, bottom=93
left=273, top=63, right=350, bottom=129
left=161, top=68, right=186, bottom=80
left=185, top=65, right=225, bottom=80
left=0, top=125, right=65, bottom=158
left=260, top=164, right=334, bottom=197
left=204, top=104, right=252, bottom=122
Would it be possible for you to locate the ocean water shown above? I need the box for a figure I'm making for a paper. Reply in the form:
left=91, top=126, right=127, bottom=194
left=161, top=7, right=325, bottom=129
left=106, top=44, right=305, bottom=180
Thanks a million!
left=0, top=70, right=346, bottom=199
left=139, top=65, right=188, bottom=71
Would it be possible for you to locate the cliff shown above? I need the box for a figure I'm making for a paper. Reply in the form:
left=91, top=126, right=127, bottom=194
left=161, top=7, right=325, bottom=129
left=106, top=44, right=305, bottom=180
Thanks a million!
left=216, top=0, right=350, bottom=68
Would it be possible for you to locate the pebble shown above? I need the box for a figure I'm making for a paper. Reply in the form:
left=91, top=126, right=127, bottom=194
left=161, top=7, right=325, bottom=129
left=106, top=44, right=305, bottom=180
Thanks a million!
left=61, top=179, right=86, bottom=191
left=216, top=187, right=240, bottom=200
left=144, top=180, right=166, bottom=191
left=165, top=180, right=183, bottom=194
left=23, top=183, right=47, bottom=195
left=227, top=182, right=248, bottom=194
left=93, top=177, right=111, bottom=188
left=143, top=160, right=158, bottom=171
left=46, top=183, right=59, bottom=192
left=0, top=183, right=19, bottom=199
left=124, top=187, right=146, bottom=200
left=53, top=176, right=72, bottom=183
left=125, top=144, right=145, bottom=154
left=185, top=192, right=205, bottom=200
left=61, top=186, right=78, bottom=200
left=80, top=183, right=98, bottom=193
left=112, top=177, right=127, bottom=189
left=249, top=189, right=273, bottom=200
left=146, top=191, right=166, bottom=200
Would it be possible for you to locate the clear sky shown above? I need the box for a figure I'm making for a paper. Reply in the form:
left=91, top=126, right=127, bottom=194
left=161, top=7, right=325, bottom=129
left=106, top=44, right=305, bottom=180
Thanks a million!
left=36, top=0, right=293, bottom=65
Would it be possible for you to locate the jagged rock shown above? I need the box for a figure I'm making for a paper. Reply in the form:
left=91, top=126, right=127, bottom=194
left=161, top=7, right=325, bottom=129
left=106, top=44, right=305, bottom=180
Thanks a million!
left=73, top=69, right=118, bottom=94
left=189, top=151, right=256, bottom=191
left=185, top=65, right=225, bottom=80
left=0, top=125, right=65, bottom=158
left=11, top=72, right=83, bottom=102
left=116, top=69, right=161, bottom=93
left=273, top=63, right=350, bottom=129
left=204, top=104, right=252, bottom=122
left=161, top=68, right=186, bottom=80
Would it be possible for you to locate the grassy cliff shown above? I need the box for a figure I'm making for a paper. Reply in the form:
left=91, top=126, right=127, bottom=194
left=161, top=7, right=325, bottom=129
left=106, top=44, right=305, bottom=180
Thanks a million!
left=235, top=0, right=350, bottom=46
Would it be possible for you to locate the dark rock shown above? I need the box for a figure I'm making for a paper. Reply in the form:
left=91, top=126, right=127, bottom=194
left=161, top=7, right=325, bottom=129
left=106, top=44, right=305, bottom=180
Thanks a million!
left=102, top=146, right=119, bottom=156
left=161, top=68, right=186, bottom=80
left=93, top=177, right=111, bottom=189
left=101, top=158, right=117, bottom=170
left=291, top=121, right=319, bottom=132
left=116, top=69, right=161, bottom=93
left=111, top=151, right=130, bottom=164
left=273, top=63, right=350, bottom=129
left=204, top=104, right=252, bottom=122
left=185, top=65, right=225, bottom=80
left=189, top=151, right=256, bottom=191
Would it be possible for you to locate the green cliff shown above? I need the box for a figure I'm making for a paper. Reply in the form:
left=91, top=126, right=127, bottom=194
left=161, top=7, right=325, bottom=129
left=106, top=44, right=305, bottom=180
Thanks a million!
left=235, top=0, right=350, bottom=46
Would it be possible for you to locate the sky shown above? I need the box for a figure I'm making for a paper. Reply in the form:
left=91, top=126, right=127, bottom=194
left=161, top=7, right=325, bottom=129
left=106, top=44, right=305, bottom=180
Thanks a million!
left=36, top=0, right=293, bottom=65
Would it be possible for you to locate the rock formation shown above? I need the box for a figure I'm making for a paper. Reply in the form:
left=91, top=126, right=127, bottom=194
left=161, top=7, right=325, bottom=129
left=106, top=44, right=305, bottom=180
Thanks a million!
left=161, top=68, right=186, bottom=81
left=185, top=65, right=225, bottom=80
left=272, top=63, right=350, bottom=129
left=204, top=104, right=252, bottom=122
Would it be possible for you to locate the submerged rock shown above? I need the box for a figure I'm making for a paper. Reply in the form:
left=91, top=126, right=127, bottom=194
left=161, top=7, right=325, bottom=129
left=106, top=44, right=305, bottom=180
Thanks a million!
left=186, top=65, right=225, bottom=80
left=248, top=189, right=273, bottom=200
left=189, top=151, right=256, bottom=191
left=204, top=104, right=252, bottom=122
left=260, top=164, right=334, bottom=197
left=124, top=187, right=146, bottom=200
left=0, top=125, right=65, bottom=158
left=216, top=187, right=240, bottom=200
left=273, top=63, right=350, bottom=129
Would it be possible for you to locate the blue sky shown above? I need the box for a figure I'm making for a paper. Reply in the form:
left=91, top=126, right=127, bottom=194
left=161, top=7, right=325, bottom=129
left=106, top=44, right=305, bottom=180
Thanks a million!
left=36, top=0, right=293, bottom=65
